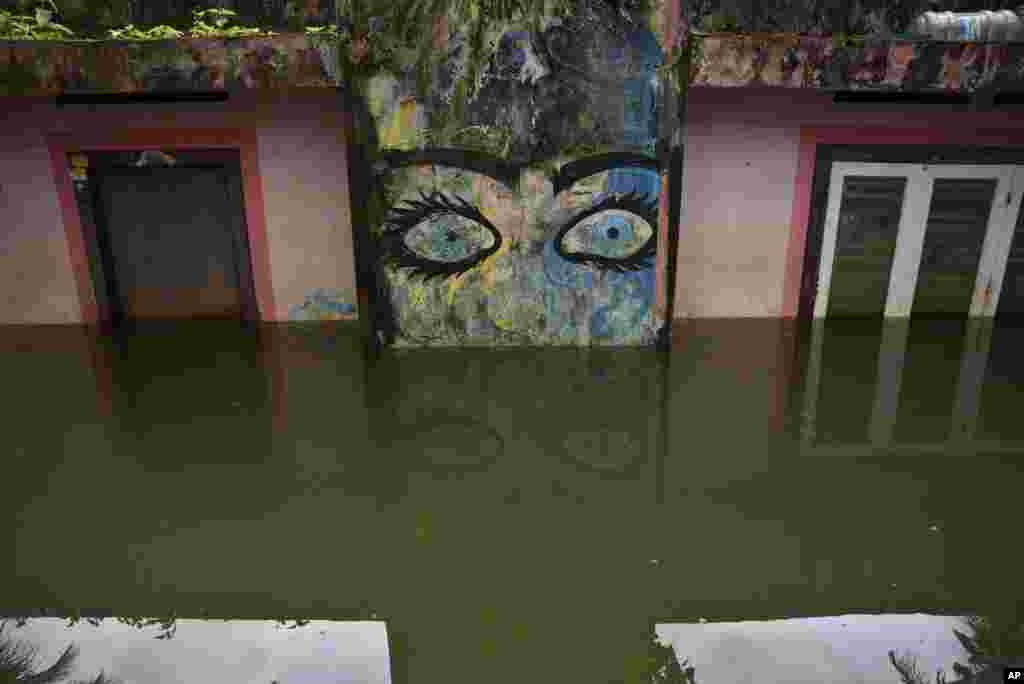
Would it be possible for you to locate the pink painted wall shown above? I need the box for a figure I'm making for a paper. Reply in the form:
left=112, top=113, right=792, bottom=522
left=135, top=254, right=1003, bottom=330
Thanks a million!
left=0, top=90, right=355, bottom=325
left=678, top=86, right=1024, bottom=319
left=9, top=83, right=1024, bottom=326
left=0, top=120, right=82, bottom=324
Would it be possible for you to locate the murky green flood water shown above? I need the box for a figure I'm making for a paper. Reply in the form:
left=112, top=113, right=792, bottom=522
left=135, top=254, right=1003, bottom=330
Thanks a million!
left=2, top=318, right=1022, bottom=682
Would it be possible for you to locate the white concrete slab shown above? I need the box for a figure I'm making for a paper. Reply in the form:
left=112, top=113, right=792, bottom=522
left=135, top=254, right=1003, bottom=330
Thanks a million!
left=657, top=613, right=971, bottom=684
left=2, top=617, right=391, bottom=684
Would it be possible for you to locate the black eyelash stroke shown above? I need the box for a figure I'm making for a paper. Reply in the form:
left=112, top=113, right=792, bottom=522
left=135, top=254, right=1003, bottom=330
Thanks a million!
left=377, top=190, right=503, bottom=282
left=553, top=190, right=659, bottom=273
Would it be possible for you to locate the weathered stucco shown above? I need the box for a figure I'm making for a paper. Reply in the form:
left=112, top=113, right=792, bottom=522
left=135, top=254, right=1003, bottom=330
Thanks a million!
left=678, top=86, right=1024, bottom=319
left=0, top=92, right=356, bottom=325
left=6, top=31, right=1024, bottom=97
left=356, top=0, right=679, bottom=347
left=0, top=126, right=82, bottom=324
left=286, top=287, right=357, bottom=320
left=691, top=33, right=1024, bottom=95
left=0, top=33, right=341, bottom=96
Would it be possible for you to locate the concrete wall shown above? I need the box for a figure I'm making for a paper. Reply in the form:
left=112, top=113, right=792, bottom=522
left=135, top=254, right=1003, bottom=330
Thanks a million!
left=677, top=86, right=1024, bottom=318
left=0, top=121, right=82, bottom=325
left=0, top=90, right=356, bottom=325
left=10, top=84, right=1024, bottom=326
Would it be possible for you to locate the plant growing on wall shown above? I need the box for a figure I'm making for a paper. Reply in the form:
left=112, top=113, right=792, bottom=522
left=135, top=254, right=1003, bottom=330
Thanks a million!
left=333, top=0, right=692, bottom=105
left=106, top=8, right=280, bottom=39
left=0, top=0, right=73, bottom=39
left=1, top=3, right=342, bottom=40
left=0, top=0, right=696, bottom=98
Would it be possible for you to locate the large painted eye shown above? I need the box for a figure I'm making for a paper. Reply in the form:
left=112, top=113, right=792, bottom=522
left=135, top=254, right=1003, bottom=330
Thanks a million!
left=553, top=190, right=658, bottom=272
left=404, top=214, right=496, bottom=263
left=559, top=210, right=653, bottom=260
left=380, top=191, right=503, bottom=281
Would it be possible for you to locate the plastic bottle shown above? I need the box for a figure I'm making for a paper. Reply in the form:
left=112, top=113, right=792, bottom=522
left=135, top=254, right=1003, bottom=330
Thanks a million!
left=909, top=9, right=1024, bottom=42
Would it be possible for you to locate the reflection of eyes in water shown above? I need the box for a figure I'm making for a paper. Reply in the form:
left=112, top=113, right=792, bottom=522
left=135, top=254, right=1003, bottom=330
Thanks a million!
left=393, top=412, right=505, bottom=473
left=563, top=429, right=645, bottom=472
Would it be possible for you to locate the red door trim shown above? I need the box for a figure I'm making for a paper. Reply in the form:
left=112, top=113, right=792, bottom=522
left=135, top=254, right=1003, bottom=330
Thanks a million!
left=45, top=128, right=276, bottom=323
left=783, top=126, right=1024, bottom=319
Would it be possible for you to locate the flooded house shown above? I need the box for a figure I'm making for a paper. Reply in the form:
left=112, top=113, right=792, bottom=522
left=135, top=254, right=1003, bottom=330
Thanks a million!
left=2, top=1, right=1023, bottom=682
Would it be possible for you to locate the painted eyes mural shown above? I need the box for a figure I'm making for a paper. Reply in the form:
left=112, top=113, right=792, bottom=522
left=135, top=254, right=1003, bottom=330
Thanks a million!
left=357, top=0, right=682, bottom=347
left=380, top=190, right=504, bottom=280
left=551, top=188, right=658, bottom=272
left=370, top=162, right=664, bottom=346
left=379, top=167, right=660, bottom=279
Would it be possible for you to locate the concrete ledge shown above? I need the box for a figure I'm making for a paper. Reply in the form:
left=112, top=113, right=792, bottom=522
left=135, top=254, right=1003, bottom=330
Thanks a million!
left=5, top=32, right=1024, bottom=97
left=691, top=33, right=1024, bottom=95
left=0, top=33, right=340, bottom=96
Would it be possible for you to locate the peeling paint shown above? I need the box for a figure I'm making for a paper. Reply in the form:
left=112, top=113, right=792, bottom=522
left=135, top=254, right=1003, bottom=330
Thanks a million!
left=0, top=33, right=339, bottom=95
left=692, top=34, right=1024, bottom=94
left=363, top=0, right=678, bottom=348
left=5, top=30, right=1024, bottom=97
left=287, top=288, right=357, bottom=321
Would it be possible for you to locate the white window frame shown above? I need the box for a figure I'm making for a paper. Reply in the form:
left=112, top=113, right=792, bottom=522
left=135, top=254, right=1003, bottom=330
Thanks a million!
left=814, top=162, right=1023, bottom=320
left=801, top=162, right=1024, bottom=452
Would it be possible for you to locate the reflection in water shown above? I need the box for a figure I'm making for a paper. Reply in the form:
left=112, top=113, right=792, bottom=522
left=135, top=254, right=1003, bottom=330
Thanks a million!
left=659, top=613, right=1024, bottom=683
left=0, top=617, right=390, bottom=683
left=2, top=318, right=1023, bottom=682
left=800, top=317, right=1024, bottom=454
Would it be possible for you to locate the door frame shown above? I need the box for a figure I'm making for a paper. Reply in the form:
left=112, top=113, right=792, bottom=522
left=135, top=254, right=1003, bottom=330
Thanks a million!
left=813, top=161, right=1022, bottom=319
left=85, top=154, right=260, bottom=326
left=800, top=159, right=1023, bottom=451
left=798, top=316, right=1008, bottom=452
left=787, top=137, right=1024, bottom=453
left=46, top=129, right=275, bottom=326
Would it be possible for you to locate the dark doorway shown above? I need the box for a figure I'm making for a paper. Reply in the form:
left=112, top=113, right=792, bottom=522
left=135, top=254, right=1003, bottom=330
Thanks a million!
left=84, top=149, right=258, bottom=330
left=77, top=150, right=273, bottom=461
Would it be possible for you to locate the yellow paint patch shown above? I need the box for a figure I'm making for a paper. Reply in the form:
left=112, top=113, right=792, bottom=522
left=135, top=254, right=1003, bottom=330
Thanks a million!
left=446, top=268, right=467, bottom=307
left=408, top=279, right=428, bottom=309
left=476, top=180, right=514, bottom=294
left=479, top=237, right=512, bottom=294
left=492, top=313, right=518, bottom=332
left=380, top=97, right=421, bottom=151
left=445, top=181, right=510, bottom=307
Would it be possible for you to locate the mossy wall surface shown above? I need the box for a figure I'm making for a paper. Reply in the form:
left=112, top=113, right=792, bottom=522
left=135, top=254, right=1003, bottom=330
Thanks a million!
left=0, top=33, right=341, bottom=95
left=7, top=32, right=1024, bottom=97
left=352, top=0, right=678, bottom=347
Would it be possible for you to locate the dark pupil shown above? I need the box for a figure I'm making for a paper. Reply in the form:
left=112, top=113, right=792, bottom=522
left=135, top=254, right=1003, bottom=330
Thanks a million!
left=446, top=230, right=459, bottom=242
left=607, top=227, right=620, bottom=239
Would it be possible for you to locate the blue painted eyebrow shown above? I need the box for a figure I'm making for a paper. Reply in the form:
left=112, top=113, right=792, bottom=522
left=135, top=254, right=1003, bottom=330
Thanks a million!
left=378, top=149, right=659, bottom=195
left=552, top=153, right=660, bottom=196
